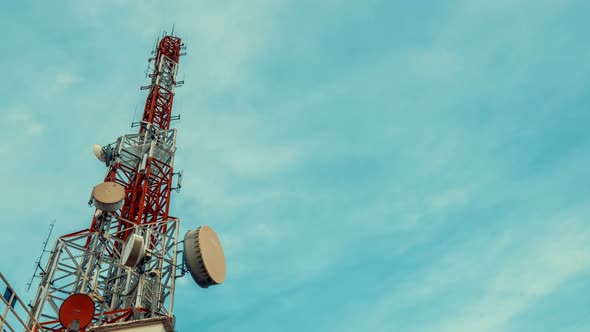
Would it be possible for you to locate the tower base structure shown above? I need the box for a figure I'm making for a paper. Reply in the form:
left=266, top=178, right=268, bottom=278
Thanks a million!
left=88, top=317, right=174, bottom=332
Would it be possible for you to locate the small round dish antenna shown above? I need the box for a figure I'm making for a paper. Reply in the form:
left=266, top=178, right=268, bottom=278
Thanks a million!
left=121, top=234, right=146, bottom=268
left=92, top=144, right=106, bottom=162
left=183, top=225, right=226, bottom=288
left=92, top=182, right=125, bottom=212
left=59, top=293, right=95, bottom=330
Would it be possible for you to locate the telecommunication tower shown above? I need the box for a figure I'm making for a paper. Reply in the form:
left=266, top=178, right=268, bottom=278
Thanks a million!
left=13, top=33, right=228, bottom=332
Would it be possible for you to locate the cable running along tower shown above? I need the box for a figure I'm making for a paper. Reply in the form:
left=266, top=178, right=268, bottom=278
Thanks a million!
left=25, top=34, right=227, bottom=332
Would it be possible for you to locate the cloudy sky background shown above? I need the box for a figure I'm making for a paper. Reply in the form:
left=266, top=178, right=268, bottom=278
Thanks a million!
left=1, top=0, right=589, bottom=331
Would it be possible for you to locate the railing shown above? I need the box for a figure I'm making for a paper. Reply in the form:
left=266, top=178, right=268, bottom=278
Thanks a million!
left=0, top=273, right=43, bottom=332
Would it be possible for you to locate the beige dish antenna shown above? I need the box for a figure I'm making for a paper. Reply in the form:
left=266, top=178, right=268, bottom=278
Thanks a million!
left=122, top=234, right=145, bottom=268
left=183, top=226, right=226, bottom=288
left=92, top=182, right=125, bottom=212
left=92, top=144, right=106, bottom=162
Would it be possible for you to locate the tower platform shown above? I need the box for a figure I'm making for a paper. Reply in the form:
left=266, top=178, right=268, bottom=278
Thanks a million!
left=88, top=316, right=174, bottom=332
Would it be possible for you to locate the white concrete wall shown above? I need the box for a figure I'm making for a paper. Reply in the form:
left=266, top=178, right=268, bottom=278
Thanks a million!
left=88, top=318, right=174, bottom=332
left=107, top=322, right=167, bottom=332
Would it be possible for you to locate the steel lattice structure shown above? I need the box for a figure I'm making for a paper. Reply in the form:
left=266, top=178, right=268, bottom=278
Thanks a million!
left=28, top=35, right=186, bottom=332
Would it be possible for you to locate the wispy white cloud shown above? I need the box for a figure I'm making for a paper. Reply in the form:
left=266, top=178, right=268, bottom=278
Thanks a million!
left=2, top=108, right=45, bottom=137
left=408, top=48, right=461, bottom=78
left=26, top=122, right=44, bottom=136
left=331, top=206, right=590, bottom=332
left=55, top=71, right=80, bottom=87
left=435, top=214, right=590, bottom=332
left=431, top=187, right=470, bottom=209
left=180, top=110, right=305, bottom=179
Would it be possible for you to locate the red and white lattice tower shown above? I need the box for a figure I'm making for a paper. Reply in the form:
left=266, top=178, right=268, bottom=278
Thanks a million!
left=26, top=34, right=227, bottom=332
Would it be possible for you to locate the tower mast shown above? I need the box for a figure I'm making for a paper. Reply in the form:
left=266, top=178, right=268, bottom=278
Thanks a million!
left=20, top=33, right=226, bottom=332
left=27, top=35, right=194, bottom=332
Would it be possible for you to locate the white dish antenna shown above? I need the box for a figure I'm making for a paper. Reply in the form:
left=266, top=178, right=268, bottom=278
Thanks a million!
left=183, top=225, right=226, bottom=288
left=122, top=234, right=146, bottom=268
left=92, top=182, right=125, bottom=212
left=92, top=144, right=106, bottom=162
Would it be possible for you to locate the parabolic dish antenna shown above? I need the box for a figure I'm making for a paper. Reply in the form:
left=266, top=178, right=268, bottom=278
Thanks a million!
left=121, top=234, right=145, bottom=268
left=92, top=144, right=106, bottom=162
left=58, top=293, right=95, bottom=330
left=92, top=182, right=125, bottom=212
left=183, top=226, right=226, bottom=288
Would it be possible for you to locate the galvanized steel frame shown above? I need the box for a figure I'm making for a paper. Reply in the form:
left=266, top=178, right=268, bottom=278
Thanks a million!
left=28, top=35, right=184, bottom=332
left=29, top=218, right=180, bottom=331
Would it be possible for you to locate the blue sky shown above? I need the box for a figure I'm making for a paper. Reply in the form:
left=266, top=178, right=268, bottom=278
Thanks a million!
left=1, top=0, right=589, bottom=331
